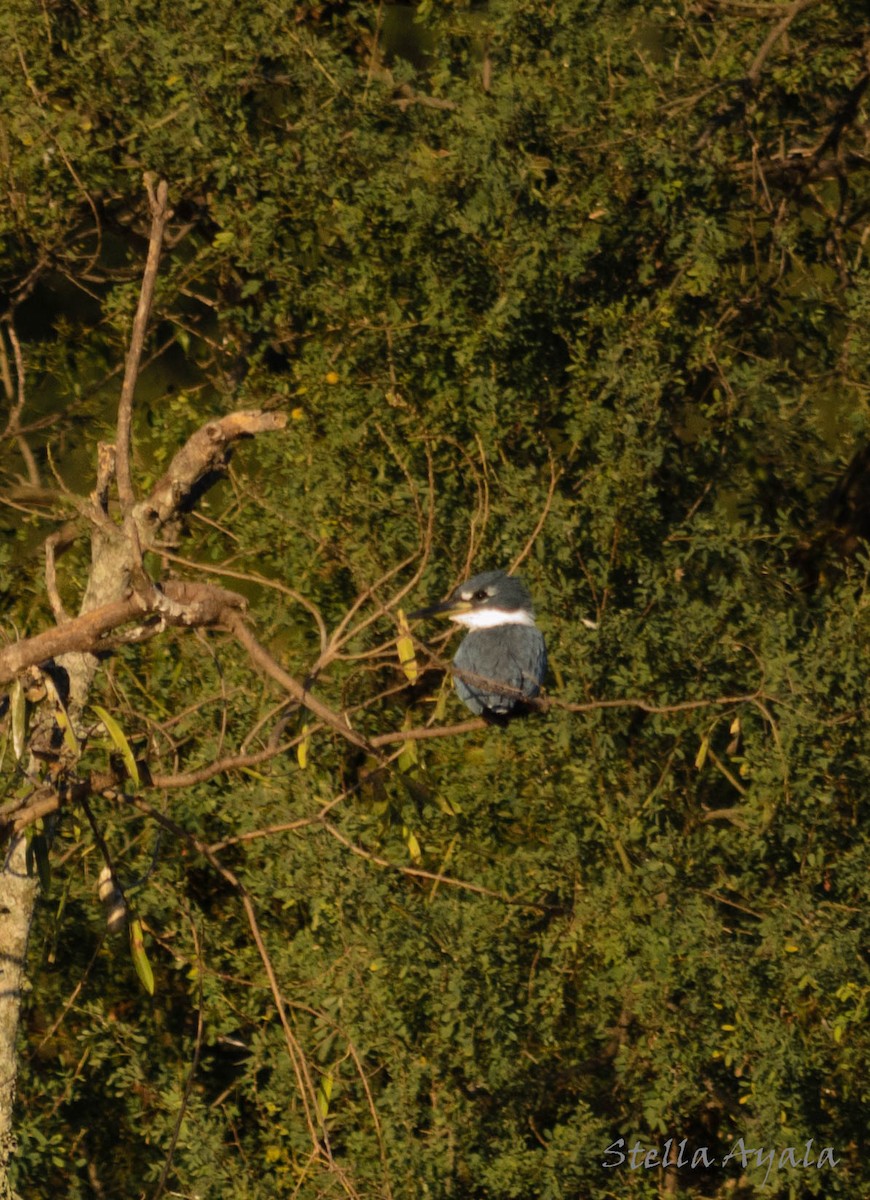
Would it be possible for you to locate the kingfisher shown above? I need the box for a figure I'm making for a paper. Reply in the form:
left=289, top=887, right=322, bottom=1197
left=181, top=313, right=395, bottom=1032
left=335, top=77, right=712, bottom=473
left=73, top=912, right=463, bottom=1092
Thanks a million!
left=410, top=569, right=547, bottom=717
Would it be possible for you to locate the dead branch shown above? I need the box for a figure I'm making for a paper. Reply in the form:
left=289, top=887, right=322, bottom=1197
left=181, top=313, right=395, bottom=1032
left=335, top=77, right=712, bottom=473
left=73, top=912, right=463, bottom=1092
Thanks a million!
left=0, top=580, right=250, bottom=686
left=745, top=0, right=823, bottom=89
left=144, top=410, right=287, bottom=534
left=225, top=612, right=374, bottom=752
left=116, top=176, right=171, bottom=511
left=0, top=596, right=148, bottom=684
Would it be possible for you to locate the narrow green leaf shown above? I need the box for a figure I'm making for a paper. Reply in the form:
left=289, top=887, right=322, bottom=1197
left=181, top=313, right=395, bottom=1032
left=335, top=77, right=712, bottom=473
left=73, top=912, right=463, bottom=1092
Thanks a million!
left=297, top=723, right=311, bottom=769
left=31, top=831, right=51, bottom=893
left=403, top=824, right=422, bottom=864
left=695, top=735, right=709, bottom=770
left=397, top=713, right=418, bottom=773
left=316, top=1071, right=333, bottom=1120
left=396, top=610, right=418, bottom=683
left=93, top=705, right=140, bottom=787
left=129, top=918, right=155, bottom=995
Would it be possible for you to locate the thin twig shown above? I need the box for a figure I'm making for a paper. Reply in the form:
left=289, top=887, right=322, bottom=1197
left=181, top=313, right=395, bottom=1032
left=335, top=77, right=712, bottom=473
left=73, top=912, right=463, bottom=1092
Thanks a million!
left=118, top=792, right=338, bottom=1178
left=510, top=453, right=561, bottom=574
left=319, top=820, right=547, bottom=909
left=226, top=611, right=375, bottom=753
left=746, top=0, right=823, bottom=88
left=44, top=532, right=69, bottom=623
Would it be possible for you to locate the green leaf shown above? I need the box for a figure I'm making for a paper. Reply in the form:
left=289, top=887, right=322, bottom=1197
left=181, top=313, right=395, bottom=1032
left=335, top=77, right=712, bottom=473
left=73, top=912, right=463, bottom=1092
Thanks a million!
left=316, top=1071, right=333, bottom=1120
left=396, top=610, right=418, bottom=683
left=695, top=735, right=709, bottom=770
left=129, top=918, right=155, bottom=996
left=30, top=830, right=52, bottom=893
left=93, top=705, right=140, bottom=788
left=297, top=723, right=311, bottom=769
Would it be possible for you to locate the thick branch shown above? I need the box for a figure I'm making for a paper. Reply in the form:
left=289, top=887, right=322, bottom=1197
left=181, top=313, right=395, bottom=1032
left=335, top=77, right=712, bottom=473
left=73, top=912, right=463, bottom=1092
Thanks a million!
left=0, top=597, right=145, bottom=685
left=143, top=410, right=287, bottom=535
left=0, top=581, right=245, bottom=687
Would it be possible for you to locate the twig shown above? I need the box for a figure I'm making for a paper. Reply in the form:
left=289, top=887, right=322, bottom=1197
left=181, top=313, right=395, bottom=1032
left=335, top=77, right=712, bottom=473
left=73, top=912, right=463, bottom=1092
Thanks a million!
left=116, top=176, right=171, bottom=512
left=1, top=320, right=40, bottom=486
left=510, top=453, right=561, bottom=574
left=44, top=532, right=69, bottom=623
left=225, top=612, right=375, bottom=753
left=745, top=0, right=823, bottom=88
left=118, top=792, right=336, bottom=1175
left=319, top=820, right=547, bottom=909
left=0, top=579, right=244, bottom=686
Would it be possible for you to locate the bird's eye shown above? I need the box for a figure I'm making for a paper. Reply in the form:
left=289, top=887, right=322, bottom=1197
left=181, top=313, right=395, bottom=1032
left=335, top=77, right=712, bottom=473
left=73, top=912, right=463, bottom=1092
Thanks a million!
left=473, top=589, right=488, bottom=601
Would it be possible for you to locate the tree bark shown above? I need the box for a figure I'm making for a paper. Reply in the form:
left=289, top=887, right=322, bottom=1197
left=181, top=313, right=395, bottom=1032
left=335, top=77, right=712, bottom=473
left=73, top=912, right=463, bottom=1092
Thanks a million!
left=0, top=837, right=37, bottom=1200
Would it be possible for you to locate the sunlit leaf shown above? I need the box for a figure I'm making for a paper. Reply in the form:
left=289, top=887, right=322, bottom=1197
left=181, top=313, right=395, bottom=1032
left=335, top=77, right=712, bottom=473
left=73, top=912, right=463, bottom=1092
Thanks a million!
left=129, top=918, right=155, bottom=996
left=11, top=680, right=26, bottom=760
left=396, top=610, right=418, bottom=683
left=297, top=723, right=311, bottom=769
left=316, top=1071, right=333, bottom=1120
left=93, top=705, right=140, bottom=787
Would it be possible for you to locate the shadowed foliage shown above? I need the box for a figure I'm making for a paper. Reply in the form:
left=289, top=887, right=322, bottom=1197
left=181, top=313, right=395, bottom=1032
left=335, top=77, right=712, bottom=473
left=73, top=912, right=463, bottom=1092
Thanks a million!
left=1, top=2, right=868, bottom=1197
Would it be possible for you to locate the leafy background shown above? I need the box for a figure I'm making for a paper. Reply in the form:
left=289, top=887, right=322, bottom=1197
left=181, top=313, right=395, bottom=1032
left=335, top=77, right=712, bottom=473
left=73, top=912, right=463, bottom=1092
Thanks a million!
left=1, top=1, right=868, bottom=1197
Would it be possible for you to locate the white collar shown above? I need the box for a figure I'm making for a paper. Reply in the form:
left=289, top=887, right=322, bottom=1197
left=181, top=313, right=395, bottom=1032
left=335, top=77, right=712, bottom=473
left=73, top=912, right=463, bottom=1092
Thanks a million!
left=450, top=608, right=536, bottom=629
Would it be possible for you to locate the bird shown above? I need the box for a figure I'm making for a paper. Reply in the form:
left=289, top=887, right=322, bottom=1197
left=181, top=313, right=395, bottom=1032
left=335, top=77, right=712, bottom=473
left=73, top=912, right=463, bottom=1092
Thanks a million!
left=409, top=569, right=547, bottom=717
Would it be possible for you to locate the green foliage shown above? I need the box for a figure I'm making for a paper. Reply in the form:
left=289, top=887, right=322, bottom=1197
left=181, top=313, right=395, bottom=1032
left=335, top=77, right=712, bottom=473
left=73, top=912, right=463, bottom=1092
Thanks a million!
left=2, top=1, right=868, bottom=1198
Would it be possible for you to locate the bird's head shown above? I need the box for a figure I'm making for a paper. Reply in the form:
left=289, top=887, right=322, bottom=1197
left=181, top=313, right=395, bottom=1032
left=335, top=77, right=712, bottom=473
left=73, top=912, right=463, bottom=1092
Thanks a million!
left=410, top=570, right=536, bottom=629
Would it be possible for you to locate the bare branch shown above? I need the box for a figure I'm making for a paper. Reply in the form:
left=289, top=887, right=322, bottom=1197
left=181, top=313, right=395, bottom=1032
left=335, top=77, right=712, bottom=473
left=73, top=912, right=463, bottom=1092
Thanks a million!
left=116, top=177, right=171, bottom=512
left=1, top=319, right=40, bottom=487
left=116, top=791, right=335, bottom=1171
left=225, top=611, right=374, bottom=752
left=44, top=532, right=69, bottom=623
left=0, top=597, right=146, bottom=685
left=319, top=820, right=547, bottom=909
left=0, top=580, right=245, bottom=686
left=745, top=0, right=823, bottom=88
left=510, top=453, right=561, bottom=574
left=143, top=410, right=287, bottom=536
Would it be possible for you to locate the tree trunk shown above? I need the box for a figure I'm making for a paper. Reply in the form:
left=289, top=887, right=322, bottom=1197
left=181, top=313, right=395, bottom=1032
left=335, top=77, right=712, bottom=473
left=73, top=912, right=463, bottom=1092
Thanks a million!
left=0, top=836, right=38, bottom=1200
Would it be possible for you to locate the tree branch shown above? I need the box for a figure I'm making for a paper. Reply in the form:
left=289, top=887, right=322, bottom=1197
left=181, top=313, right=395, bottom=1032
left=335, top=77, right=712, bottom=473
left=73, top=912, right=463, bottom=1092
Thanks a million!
left=0, top=580, right=246, bottom=687
left=143, top=410, right=286, bottom=535
left=115, top=176, right=171, bottom=512
left=225, top=611, right=374, bottom=752
left=745, top=0, right=823, bottom=89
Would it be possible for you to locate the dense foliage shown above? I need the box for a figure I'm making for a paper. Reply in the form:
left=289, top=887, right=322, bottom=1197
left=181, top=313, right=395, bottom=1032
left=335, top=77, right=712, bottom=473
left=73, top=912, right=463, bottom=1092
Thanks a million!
left=1, top=1, right=868, bottom=1197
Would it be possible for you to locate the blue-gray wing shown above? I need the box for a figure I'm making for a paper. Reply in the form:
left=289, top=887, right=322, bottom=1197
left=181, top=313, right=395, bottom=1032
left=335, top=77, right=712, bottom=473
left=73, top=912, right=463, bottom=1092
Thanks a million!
left=453, top=626, right=546, bottom=715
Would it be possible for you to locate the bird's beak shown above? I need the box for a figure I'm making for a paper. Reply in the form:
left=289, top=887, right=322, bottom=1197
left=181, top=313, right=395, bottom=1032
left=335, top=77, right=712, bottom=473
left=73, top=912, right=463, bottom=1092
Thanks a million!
left=408, top=597, right=471, bottom=621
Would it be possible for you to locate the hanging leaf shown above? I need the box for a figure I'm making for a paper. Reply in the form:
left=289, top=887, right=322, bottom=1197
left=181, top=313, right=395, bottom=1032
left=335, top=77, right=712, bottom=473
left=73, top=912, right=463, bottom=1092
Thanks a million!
left=402, top=824, right=422, bottom=864
left=433, top=682, right=449, bottom=722
left=316, top=1070, right=333, bottom=1120
left=42, top=675, right=79, bottom=756
left=397, top=713, right=418, bottom=773
left=396, top=609, right=418, bottom=683
left=129, top=918, right=155, bottom=996
left=11, top=680, right=27, bottom=760
left=30, top=829, right=52, bottom=893
left=695, top=735, right=709, bottom=770
left=297, top=723, right=311, bottom=769
left=93, top=705, right=140, bottom=787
